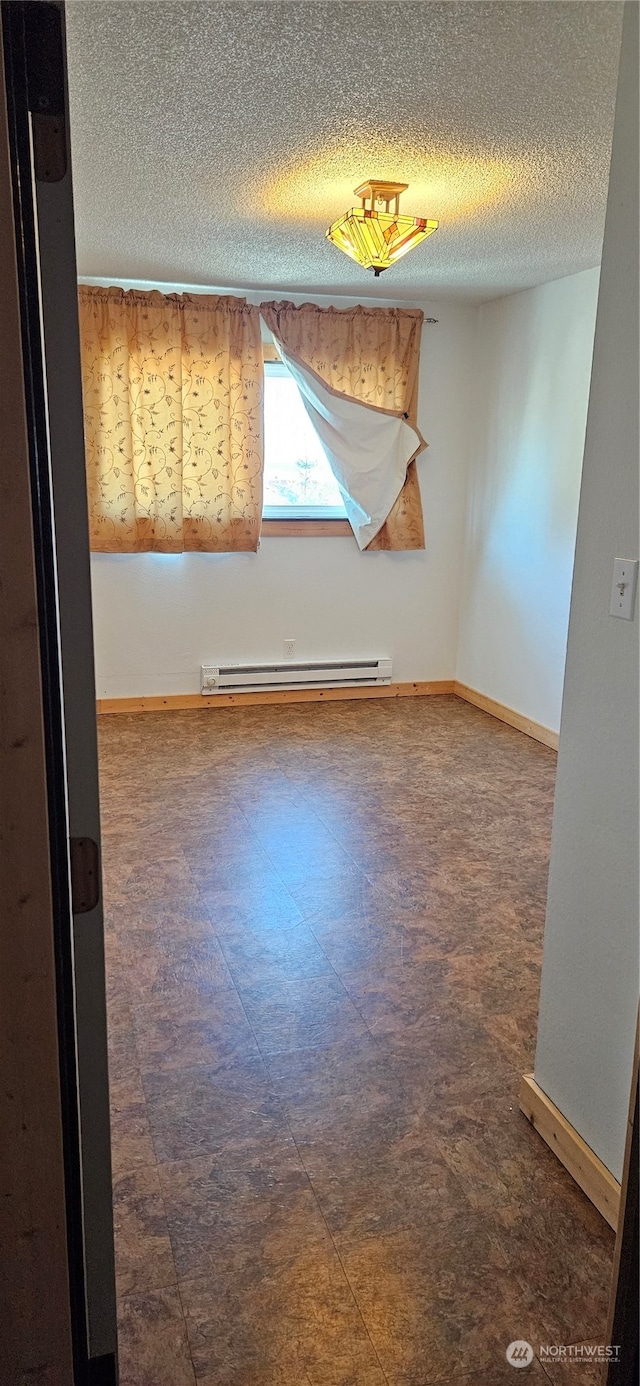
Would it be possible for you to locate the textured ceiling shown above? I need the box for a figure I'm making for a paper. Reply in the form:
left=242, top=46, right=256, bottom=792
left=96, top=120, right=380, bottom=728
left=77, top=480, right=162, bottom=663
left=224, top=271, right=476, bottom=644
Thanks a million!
left=66, top=1, right=623, bottom=304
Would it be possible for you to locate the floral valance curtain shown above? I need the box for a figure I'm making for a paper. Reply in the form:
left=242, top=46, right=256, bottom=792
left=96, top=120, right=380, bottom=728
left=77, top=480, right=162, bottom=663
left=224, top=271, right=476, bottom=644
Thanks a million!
left=259, top=300, right=426, bottom=550
left=79, top=287, right=263, bottom=552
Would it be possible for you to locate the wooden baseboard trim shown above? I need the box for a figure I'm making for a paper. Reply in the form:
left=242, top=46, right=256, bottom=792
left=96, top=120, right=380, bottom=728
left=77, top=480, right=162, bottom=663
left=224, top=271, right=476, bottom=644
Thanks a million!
left=95, top=680, right=560, bottom=748
left=453, top=683, right=559, bottom=750
left=519, top=1074, right=621, bottom=1229
left=96, top=680, right=455, bottom=715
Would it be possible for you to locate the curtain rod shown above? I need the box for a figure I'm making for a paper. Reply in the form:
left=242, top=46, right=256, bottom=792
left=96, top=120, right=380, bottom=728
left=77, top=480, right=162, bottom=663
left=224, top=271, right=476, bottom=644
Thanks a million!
left=77, top=276, right=439, bottom=321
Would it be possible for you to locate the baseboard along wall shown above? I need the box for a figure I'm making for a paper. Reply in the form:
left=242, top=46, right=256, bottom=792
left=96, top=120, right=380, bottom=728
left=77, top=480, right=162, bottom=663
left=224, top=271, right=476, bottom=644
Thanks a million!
left=454, top=684, right=559, bottom=750
left=519, top=1074, right=621, bottom=1230
left=95, top=680, right=560, bottom=751
left=96, top=680, right=455, bottom=714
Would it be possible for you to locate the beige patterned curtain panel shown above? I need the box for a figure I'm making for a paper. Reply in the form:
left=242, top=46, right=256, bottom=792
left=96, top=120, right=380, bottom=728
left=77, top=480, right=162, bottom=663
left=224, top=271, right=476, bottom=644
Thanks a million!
left=79, top=287, right=263, bottom=552
left=260, top=300, right=426, bottom=550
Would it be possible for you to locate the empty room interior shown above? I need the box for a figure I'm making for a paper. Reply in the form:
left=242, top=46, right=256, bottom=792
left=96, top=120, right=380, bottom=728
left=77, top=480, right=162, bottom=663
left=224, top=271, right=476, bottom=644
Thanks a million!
left=40, top=1, right=638, bottom=1382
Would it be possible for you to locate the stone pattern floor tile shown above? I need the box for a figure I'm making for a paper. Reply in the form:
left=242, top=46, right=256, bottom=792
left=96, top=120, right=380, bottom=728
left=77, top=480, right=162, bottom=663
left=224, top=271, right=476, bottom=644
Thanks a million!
left=100, top=697, right=614, bottom=1385
left=339, top=1217, right=552, bottom=1384
left=141, top=1053, right=296, bottom=1167
left=435, top=1364, right=550, bottom=1385
left=112, top=1163, right=177, bottom=1296
left=116, top=1285, right=195, bottom=1386
left=157, top=1155, right=332, bottom=1280
left=180, top=1246, right=387, bottom=1385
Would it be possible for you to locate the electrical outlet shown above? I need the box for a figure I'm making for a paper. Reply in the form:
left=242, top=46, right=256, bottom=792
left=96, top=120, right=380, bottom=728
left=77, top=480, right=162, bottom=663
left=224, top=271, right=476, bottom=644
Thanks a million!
left=284, top=639, right=295, bottom=659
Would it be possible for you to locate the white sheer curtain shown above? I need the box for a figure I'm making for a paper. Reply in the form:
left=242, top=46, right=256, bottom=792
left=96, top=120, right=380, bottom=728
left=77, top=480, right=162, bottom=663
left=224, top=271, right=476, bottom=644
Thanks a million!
left=279, top=348, right=421, bottom=549
left=260, top=300, right=426, bottom=550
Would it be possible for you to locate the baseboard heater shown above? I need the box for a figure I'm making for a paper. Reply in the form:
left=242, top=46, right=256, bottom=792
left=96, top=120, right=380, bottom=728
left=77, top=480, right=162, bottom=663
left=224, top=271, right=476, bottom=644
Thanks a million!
left=201, top=658, right=392, bottom=695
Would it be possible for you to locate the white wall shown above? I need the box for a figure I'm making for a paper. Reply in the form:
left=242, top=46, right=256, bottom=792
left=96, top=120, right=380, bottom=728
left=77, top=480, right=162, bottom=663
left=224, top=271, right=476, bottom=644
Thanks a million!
left=534, top=2, right=639, bottom=1181
left=90, top=271, right=602, bottom=710
left=455, top=268, right=600, bottom=733
left=90, top=298, right=475, bottom=697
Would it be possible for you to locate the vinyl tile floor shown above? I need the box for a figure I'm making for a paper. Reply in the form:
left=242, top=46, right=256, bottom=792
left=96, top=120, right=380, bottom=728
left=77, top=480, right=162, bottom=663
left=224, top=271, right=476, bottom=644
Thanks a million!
left=99, top=696, right=614, bottom=1386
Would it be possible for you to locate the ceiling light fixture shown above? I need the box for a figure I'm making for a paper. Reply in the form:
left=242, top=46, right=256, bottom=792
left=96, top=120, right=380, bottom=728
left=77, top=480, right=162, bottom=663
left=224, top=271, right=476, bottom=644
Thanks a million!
left=326, top=180, right=438, bottom=277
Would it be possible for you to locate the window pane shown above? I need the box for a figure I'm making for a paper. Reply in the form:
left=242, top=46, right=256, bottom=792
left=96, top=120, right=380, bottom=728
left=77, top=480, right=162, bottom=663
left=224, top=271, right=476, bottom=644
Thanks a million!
left=263, top=373, right=347, bottom=513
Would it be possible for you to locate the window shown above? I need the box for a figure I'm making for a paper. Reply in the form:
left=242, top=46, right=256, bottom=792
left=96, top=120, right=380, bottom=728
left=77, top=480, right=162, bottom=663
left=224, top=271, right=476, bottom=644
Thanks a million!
left=263, top=361, right=348, bottom=521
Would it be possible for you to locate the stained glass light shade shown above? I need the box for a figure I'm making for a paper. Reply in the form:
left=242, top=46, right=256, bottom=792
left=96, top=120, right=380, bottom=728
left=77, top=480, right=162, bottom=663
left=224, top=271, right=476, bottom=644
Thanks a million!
left=326, top=180, right=438, bottom=277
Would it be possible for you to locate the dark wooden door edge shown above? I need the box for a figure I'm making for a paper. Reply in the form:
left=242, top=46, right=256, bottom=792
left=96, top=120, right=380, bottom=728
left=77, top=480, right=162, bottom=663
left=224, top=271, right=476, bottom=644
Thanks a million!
left=87, top=1353, right=118, bottom=1386
left=1, top=3, right=93, bottom=1379
left=606, top=1025, right=639, bottom=1385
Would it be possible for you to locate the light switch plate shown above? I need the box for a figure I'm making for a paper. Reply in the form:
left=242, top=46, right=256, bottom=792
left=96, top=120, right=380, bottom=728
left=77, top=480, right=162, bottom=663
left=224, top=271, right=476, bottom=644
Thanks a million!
left=609, top=559, right=638, bottom=620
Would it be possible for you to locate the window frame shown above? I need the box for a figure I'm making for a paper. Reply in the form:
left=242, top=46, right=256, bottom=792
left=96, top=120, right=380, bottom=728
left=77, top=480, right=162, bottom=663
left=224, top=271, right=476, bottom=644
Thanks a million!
left=261, top=344, right=352, bottom=538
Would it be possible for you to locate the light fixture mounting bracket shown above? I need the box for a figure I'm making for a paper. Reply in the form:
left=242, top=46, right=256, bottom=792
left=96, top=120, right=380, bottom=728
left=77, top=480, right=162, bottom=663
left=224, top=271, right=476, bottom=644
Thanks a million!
left=354, top=180, right=409, bottom=215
